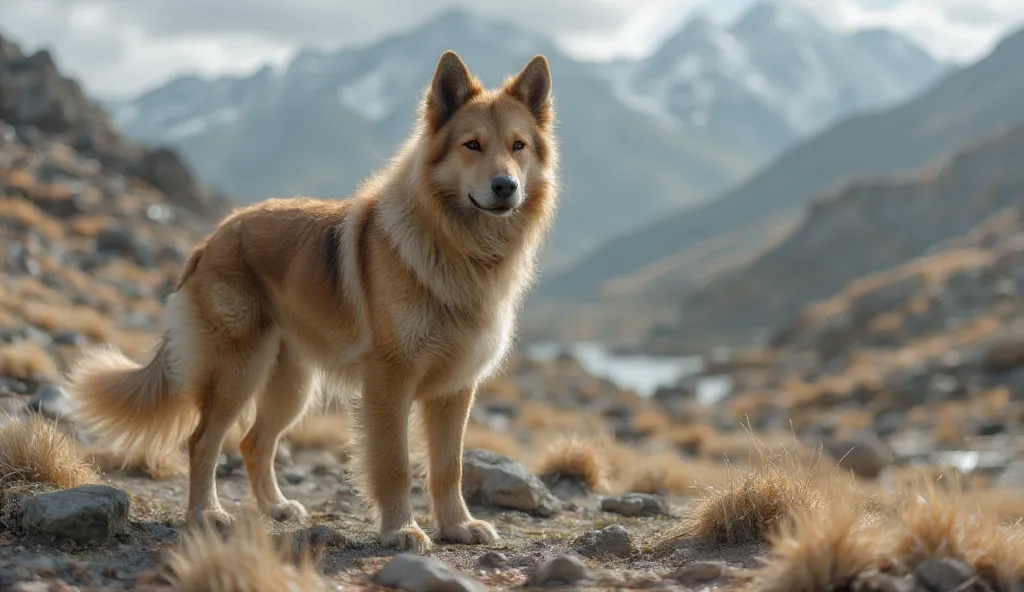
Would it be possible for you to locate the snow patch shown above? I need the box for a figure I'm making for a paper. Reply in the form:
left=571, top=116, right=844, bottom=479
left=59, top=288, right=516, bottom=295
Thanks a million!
left=162, top=107, right=241, bottom=142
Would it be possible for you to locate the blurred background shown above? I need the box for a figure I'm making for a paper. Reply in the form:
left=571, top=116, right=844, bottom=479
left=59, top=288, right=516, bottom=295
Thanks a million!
left=4, top=0, right=1024, bottom=505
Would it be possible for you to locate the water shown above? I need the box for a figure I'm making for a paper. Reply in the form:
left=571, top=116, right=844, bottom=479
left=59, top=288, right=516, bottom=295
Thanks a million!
left=523, top=341, right=734, bottom=404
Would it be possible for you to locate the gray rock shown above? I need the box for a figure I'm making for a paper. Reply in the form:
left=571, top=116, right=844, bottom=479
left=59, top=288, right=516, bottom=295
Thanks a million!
left=478, top=551, right=507, bottom=568
left=95, top=228, right=153, bottom=267
left=824, top=433, right=890, bottom=479
left=600, top=493, right=668, bottom=517
left=21, top=485, right=130, bottom=545
left=374, top=554, right=486, bottom=592
left=573, top=525, right=632, bottom=558
left=461, top=449, right=560, bottom=517
left=26, top=384, right=73, bottom=420
left=528, top=554, right=588, bottom=587
left=669, top=561, right=724, bottom=584
left=913, top=558, right=978, bottom=592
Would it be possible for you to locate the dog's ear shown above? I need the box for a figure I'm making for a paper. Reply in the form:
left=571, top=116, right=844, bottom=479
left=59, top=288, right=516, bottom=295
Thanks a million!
left=505, top=55, right=552, bottom=122
left=426, top=51, right=479, bottom=130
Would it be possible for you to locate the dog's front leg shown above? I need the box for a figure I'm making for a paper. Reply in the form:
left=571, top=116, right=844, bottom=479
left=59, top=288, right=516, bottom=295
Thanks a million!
left=421, top=385, right=498, bottom=544
left=359, top=362, right=431, bottom=553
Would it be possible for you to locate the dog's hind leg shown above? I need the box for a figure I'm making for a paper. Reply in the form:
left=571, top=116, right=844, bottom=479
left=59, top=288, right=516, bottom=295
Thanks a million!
left=240, top=341, right=313, bottom=522
left=421, top=386, right=498, bottom=544
left=186, top=338, right=278, bottom=530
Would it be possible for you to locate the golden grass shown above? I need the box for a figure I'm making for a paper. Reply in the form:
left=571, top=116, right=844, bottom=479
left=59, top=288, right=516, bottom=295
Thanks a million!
left=756, top=497, right=891, bottom=592
left=0, top=340, right=58, bottom=380
left=753, top=477, right=1024, bottom=591
left=0, top=413, right=98, bottom=491
left=0, top=197, right=64, bottom=241
left=534, top=434, right=612, bottom=493
left=463, top=424, right=523, bottom=461
left=164, top=517, right=330, bottom=592
left=21, top=301, right=118, bottom=343
left=283, top=413, right=350, bottom=461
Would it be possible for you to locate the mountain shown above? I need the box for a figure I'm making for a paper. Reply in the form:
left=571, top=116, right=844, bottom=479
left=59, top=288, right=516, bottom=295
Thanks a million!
left=646, top=123, right=1024, bottom=351
left=105, top=10, right=757, bottom=271
left=536, top=24, right=1024, bottom=316
left=600, top=2, right=947, bottom=155
left=104, top=4, right=943, bottom=272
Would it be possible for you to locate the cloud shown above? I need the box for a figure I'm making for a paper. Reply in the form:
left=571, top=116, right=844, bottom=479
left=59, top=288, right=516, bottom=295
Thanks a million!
left=1, top=0, right=1022, bottom=98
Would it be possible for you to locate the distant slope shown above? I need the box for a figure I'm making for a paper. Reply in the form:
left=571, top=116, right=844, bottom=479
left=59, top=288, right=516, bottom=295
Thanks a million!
left=106, top=5, right=942, bottom=272
left=648, top=123, right=1024, bottom=350
left=537, top=25, right=1024, bottom=303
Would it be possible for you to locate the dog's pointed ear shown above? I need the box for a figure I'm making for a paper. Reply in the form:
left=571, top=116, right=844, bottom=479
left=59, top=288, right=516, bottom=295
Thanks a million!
left=426, top=51, right=479, bottom=130
left=505, top=55, right=552, bottom=121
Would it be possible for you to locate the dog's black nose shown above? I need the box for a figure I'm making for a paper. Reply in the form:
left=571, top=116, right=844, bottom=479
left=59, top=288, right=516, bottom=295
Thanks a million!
left=491, top=175, right=519, bottom=200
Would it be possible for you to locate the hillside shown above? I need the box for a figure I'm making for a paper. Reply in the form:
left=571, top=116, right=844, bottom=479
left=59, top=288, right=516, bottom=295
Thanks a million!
left=645, top=123, right=1024, bottom=352
left=536, top=24, right=1024, bottom=312
left=103, top=5, right=943, bottom=271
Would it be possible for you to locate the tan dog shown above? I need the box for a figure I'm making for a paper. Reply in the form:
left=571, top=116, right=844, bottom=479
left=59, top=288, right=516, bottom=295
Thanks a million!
left=66, top=50, right=559, bottom=553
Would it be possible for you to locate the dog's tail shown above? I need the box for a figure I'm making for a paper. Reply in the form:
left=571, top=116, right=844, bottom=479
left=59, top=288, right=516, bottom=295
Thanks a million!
left=67, top=336, right=198, bottom=473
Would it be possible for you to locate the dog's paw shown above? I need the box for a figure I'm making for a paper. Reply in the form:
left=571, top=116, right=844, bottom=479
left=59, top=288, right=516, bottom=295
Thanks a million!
left=188, top=508, right=235, bottom=534
left=436, top=519, right=499, bottom=545
left=269, top=500, right=308, bottom=522
left=381, top=524, right=433, bottom=554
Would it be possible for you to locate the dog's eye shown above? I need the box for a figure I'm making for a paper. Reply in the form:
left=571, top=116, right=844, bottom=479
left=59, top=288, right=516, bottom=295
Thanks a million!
left=464, top=140, right=481, bottom=151
left=512, top=140, right=526, bottom=152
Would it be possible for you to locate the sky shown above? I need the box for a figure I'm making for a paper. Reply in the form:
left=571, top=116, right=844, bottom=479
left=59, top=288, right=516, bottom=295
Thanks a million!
left=1, top=0, right=1023, bottom=99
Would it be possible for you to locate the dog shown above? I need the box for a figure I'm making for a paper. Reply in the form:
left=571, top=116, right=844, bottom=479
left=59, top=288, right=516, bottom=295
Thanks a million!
left=66, top=50, right=558, bottom=554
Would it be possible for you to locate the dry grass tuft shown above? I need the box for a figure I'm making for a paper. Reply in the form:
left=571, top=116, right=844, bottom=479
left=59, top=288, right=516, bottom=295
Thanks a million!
left=164, top=517, right=330, bottom=592
left=0, top=340, right=59, bottom=380
left=534, top=434, right=612, bottom=493
left=0, top=413, right=98, bottom=491
left=81, top=444, right=187, bottom=480
left=757, top=497, right=893, bottom=592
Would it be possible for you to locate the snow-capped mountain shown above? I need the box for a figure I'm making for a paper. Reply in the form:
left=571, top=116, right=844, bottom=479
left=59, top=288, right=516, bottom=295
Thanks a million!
left=602, top=1, right=948, bottom=153
left=104, top=3, right=947, bottom=271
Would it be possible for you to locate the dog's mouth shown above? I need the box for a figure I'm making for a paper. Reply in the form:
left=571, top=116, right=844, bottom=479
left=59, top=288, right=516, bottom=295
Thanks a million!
left=468, top=194, right=515, bottom=215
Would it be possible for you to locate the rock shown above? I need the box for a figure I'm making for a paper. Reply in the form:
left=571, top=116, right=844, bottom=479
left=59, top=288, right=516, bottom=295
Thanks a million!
left=135, top=148, right=211, bottom=215
left=872, top=411, right=907, bottom=438
left=975, top=419, right=1007, bottom=436
left=51, top=330, right=87, bottom=347
left=21, top=485, right=130, bottom=545
left=669, top=561, right=724, bottom=584
left=824, top=433, right=889, bottom=479
left=216, top=453, right=244, bottom=478
left=573, top=525, right=632, bottom=558
left=982, top=338, right=1024, bottom=373
left=528, top=554, right=588, bottom=587
left=373, top=554, right=486, bottom=592
left=600, top=493, right=668, bottom=517
left=95, top=228, right=153, bottom=267
left=478, top=551, right=508, bottom=568
left=543, top=475, right=590, bottom=501
left=461, top=449, right=560, bottom=517
left=26, top=384, right=73, bottom=420
left=913, top=558, right=977, bottom=592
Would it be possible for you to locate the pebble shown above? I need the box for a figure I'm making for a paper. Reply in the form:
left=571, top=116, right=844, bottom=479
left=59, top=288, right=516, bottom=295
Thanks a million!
left=26, top=384, right=74, bottom=421
left=528, top=554, right=589, bottom=587
left=573, top=525, right=633, bottom=558
left=914, top=557, right=978, bottom=592
left=669, top=561, right=724, bottom=584
left=374, top=554, right=486, bottom=592
left=600, top=493, right=669, bottom=517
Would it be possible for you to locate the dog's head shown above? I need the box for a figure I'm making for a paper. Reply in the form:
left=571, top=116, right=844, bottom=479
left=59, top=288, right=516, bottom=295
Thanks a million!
left=419, top=51, right=556, bottom=219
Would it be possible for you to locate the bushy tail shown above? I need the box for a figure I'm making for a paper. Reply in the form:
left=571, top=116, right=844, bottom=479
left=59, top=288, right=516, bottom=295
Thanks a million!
left=66, top=339, right=198, bottom=476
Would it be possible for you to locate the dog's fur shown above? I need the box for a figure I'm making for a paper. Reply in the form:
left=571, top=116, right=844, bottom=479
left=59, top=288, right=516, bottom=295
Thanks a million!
left=65, top=51, right=558, bottom=553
